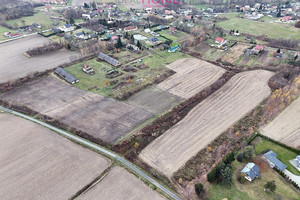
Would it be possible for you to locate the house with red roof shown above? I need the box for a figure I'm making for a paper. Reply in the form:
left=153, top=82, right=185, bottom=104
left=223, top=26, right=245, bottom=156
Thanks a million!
left=215, top=37, right=225, bottom=44
left=124, top=26, right=137, bottom=32
left=9, top=33, right=20, bottom=38
left=169, top=27, right=176, bottom=33
left=252, top=45, right=264, bottom=54
left=280, top=16, right=292, bottom=22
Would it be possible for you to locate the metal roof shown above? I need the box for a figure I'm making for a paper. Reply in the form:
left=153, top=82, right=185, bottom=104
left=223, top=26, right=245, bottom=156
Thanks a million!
left=264, top=150, right=287, bottom=171
left=98, top=52, right=120, bottom=66
left=55, top=67, right=78, bottom=84
left=241, top=162, right=261, bottom=180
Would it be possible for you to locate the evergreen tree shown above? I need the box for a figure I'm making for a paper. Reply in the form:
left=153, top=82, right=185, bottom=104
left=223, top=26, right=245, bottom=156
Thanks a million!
left=264, top=181, right=276, bottom=193
left=70, top=17, right=75, bottom=24
left=115, top=36, right=123, bottom=49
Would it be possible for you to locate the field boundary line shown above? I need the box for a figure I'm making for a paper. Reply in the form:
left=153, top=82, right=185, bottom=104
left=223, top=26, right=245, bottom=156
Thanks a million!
left=0, top=106, right=181, bottom=200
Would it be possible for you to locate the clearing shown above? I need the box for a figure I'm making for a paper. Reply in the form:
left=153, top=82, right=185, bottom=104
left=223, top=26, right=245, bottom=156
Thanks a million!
left=0, top=113, right=110, bottom=200
left=0, top=77, right=152, bottom=144
left=156, top=58, right=226, bottom=99
left=0, top=34, right=79, bottom=84
left=261, top=96, right=300, bottom=150
left=76, top=166, right=165, bottom=200
left=140, top=70, right=274, bottom=177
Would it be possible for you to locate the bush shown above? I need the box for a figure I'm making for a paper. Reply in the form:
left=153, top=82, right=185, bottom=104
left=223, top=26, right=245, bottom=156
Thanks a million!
left=243, top=146, right=254, bottom=160
left=237, top=152, right=244, bottom=162
left=195, top=183, right=204, bottom=196
left=223, top=151, right=235, bottom=165
left=237, top=173, right=246, bottom=184
left=295, top=21, right=300, bottom=28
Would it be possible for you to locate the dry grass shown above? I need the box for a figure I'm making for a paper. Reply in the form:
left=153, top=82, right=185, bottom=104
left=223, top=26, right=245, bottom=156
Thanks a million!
left=77, top=166, right=165, bottom=200
left=140, top=70, right=274, bottom=177
left=0, top=113, right=110, bottom=200
left=156, top=58, right=226, bottom=99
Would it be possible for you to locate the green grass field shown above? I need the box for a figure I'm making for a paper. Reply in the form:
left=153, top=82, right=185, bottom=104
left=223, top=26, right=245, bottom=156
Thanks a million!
left=217, top=17, right=300, bottom=40
left=254, top=138, right=300, bottom=176
left=0, top=26, right=15, bottom=41
left=208, top=160, right=300, bottom=200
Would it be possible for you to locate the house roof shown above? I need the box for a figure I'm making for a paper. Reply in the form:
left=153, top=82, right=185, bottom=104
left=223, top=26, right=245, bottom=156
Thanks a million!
left=264, top=150, right=287, bottom=171
left=169, top=46, right=179, bottom=51
left=282, top=16, right=292, bottom=21
left=255, top=45, right=264, bottom=51
left=169, top=27, right=176, bottom=31
left=149, top=37, right=158, bottom=42
left=241, top=162, right=261, bottom=180
left=98, top=52, right=120, bottom=66
left=64, top=24, right=71, bottom=28
left=215, top=37, right=224, bottom=43
left=124, top=26, right=136, bottom=31
left=55, top=67, right=78, bottom=84
left=76, top=32, right=84, bottom=36
left=296, top=155, right=300, bottom=160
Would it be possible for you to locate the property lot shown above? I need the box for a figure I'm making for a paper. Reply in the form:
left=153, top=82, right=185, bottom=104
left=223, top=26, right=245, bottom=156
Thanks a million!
left=221, top=43, right=251, bottom=64
left=140, top=70, right=274, bottom=177
left=0, top=77, right=152, bottom=143
left=156, top=58, right=226, bottom=99
left=262, top=96, right=300, bottom=149
left=77, top=166, right=164, bottom=200
left=0, top=34, right=79, bottom=83
left=0, top=113, right=110, bottom=200
left=126, top=86, right=182, bottom=114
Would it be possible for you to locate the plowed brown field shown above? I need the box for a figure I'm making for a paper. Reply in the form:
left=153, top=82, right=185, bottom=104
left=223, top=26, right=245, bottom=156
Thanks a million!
left=140, top=70, right=274, bottom=177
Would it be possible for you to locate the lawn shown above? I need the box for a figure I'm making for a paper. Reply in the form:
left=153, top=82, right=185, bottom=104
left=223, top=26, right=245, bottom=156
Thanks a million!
left=7, top=10, right=53, bottom=29
left=217, top=17, right=300, bottom=40
left=254, top=138, right=300, bottom=176
left=0, top=26, right=15, bottom=41
left=208, top=160, right=300, bottom=200
left=65, top=50, right=190, bottom=98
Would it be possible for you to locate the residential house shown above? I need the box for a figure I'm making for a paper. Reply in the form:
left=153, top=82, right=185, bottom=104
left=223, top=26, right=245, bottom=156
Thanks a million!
left=168, top=46, right=179, bottom=53
left=148, top=37, right=159, bottom=43
left=241, top=162, right=261, bottom=182
left=169, top=27, right=176, bottom=33
left=280, top=16, right=292, bottom=22
left=263, top=150, right=287, bottom=171
left=252, top=45, right=264, bottom=54
left=215, top=37, right=225, bottom=44
left=59, top=24, right=74, bottom=32
left=124, top=26, right=137, bottom=32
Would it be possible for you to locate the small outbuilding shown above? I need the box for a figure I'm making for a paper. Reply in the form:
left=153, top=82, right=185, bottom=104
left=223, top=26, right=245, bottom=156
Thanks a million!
left=55, top=67, right=79, bottom=84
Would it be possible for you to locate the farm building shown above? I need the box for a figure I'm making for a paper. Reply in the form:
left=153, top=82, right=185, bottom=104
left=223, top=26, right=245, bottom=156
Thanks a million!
left=59, top=24, right=74, bottom=32
left=9, top=33, right=20, bottom=38
left=168, top=46, right=179, bottom=53
left=241, top=162, right=261, bottom=182
left=98, top=52, right=121, bottom=67
left=55, top=67, right=79, bottom=84
left=252, top=45, right=264, bottom=54
left=263, top=150, right=287, bottom=171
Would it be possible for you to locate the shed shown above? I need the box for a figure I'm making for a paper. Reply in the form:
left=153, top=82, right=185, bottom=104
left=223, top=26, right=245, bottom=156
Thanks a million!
left=55, top=67, right=79, bottom=84
left=98, top=52, right=121, bottom=67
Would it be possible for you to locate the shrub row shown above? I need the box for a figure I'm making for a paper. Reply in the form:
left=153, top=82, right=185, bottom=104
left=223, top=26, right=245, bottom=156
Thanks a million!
left=277, top=168, right=300, bottom=190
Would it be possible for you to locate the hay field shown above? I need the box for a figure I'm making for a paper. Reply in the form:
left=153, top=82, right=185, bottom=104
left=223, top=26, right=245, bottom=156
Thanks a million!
left=262, top=96, right=300, bottom=149
left=126, top=86, right=183, bottom=114
left=140, top=70, right=274, bottom=177
left=156, top=58, right=226, bottom=99
left=0, top=77, right=152, bottom=143
left=77, top=166, right=164, bottom=200
left=0, top=34, right=79, bottom=84
left=0, top=113, right=110, bottom=200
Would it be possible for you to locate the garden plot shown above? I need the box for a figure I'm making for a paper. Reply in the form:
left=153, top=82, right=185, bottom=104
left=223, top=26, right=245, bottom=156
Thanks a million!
left=0, top=77, right=152, bottom=143
left=76, top=166, right=164, bottom=200
left=140, top=70, right=274, bottom=177
left=262, top=96, right=300, bottom=149
left=156, top=58, right=226, bottom=99
left=126, top=86, right=183, bottom=114
left=0, top=113, right=110, bottom=200
left=221, top=43, right=250, bottom=64
left=0, top=34, right=79, bottom=84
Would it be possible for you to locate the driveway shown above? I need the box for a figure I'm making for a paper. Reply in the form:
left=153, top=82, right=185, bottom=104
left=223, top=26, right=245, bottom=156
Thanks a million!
left=283, top=169, right=300, bottom=187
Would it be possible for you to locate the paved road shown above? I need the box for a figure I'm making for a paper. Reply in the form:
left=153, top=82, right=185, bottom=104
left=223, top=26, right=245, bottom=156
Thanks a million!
left=283, top=169, right=300, bottom=187
left=0, top=106, right=181, bottom=200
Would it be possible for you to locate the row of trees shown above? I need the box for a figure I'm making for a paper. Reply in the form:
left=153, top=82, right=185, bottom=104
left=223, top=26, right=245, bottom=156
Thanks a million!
left=26, top=42, right=63, bottom=56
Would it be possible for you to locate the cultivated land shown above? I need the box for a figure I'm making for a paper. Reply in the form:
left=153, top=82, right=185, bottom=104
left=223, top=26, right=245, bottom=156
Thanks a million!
left=0, top=113, right=110, bottom=200
left=261, top=96, right=300, bottom=149
left=0, top=34, right=79, bottom=83
left=140, top=70, right=274, bottom=177
left=217, top=16, right=300, bottom=40
left=0, top=77, right=152, bottom=143
left=156, top=58, right=226, bottom=99
left=77, top=166, right=165, bottom=200
left=126, top=86, right=182, bottom=114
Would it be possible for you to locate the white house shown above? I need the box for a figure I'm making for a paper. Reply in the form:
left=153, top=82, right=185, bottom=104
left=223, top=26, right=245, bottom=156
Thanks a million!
left=241, top=162, right=261, bottom=182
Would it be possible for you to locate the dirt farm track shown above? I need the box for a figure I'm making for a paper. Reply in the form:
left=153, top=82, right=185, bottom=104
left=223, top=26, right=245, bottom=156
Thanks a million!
left=0, top=34, right=79, bottom=84
left=140, top=70, right=274, bottom=177
left=0, top=113, right=110, bottom=200
left=262, top=96, right=300, bottom=149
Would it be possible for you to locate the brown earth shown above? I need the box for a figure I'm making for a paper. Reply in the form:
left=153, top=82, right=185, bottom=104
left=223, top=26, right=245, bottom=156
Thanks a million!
left=0, top=113, right=110, bottom=200
left=156, top=58, right=226, bottom=99
left=221, top=43, right=250, bottom=64
left=0, top=34, right=80, bottom=84
left=0, top=77, right=152, bottom=144
left=77, top=166, right=165, bottom=200
left=139, top=70, right=274, bottom=177
left=261, top=96, right=300, bottom=149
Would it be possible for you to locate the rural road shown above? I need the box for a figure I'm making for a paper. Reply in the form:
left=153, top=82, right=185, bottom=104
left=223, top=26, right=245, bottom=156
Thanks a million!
left=0, top=29, right=51, bottom=45
left=0, top=106, right=181, bottom=200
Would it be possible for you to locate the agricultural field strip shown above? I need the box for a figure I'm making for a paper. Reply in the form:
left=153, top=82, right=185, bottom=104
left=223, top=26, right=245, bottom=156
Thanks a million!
left=0, top=106, right=181, bottom=200
left=262, top=96, right=300, bottom=146
left=0, top=77, right=152, bottom=143
left=0, top=34, right=79, bottom=84
left=77, top=166, right=164, bottom=200
left=157, top=58, right=226, bottom=99
left=0, top=113, right=110, bottom=200
left=140, top=70, right=274, bottom=177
